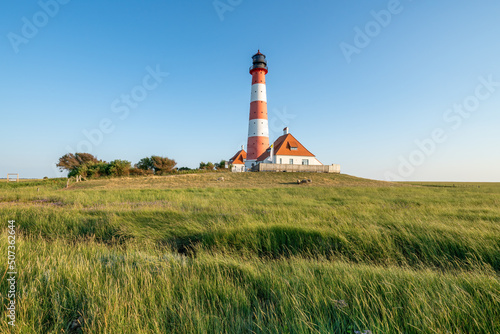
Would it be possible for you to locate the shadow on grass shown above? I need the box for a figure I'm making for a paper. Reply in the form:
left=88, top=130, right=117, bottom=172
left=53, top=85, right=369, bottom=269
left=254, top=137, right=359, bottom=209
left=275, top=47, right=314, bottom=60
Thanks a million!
left=169, top=225, right=500, bottom=272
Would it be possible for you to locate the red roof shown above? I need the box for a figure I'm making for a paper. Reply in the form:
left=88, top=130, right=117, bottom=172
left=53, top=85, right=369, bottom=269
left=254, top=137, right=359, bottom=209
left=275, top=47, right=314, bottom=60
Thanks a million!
left=257, top=133, right=315, bottom=161
left=229, top=149, right=246, bottom=165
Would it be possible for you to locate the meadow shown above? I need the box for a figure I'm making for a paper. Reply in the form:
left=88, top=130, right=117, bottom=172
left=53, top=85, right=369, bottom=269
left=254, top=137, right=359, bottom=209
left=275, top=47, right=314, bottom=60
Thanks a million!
left=0, top=173, right=499, bottom=333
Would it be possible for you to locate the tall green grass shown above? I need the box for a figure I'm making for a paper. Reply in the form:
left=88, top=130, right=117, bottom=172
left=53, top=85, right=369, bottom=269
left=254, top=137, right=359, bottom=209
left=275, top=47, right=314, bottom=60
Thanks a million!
left=0, top=174, right=499, bottom=333
left=2, top=235, right=498, bottom=333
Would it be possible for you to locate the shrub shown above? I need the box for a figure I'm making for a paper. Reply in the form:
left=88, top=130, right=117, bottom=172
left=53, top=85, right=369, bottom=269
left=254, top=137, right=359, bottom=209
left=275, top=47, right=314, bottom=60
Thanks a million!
left=68, top=161, right=109, bottom=179
left=108, top=160, right=131, bottom=177
left=129, top=168, right=154, bottom=176
left=215, top=160, right=228, bottom=170
left=199, top=162, right=215, bottom=170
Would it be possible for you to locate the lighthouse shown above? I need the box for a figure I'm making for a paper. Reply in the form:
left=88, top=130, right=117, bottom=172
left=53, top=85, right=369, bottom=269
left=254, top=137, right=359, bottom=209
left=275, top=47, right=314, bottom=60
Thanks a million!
left=245, top=50, right=270, bottom=169
left=228, top=50, right=341, bottom=173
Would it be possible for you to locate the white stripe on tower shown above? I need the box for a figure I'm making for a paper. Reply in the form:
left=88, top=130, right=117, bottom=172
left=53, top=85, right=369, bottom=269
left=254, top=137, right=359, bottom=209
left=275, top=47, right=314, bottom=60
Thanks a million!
left=250, top=84, right=267, bottom=103
left=248, top=119, right=269, bottom=137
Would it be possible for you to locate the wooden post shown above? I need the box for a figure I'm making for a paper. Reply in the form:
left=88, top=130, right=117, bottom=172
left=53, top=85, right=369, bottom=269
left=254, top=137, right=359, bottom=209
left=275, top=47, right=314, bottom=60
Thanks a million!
left=7, top=173, right=19, bottom=182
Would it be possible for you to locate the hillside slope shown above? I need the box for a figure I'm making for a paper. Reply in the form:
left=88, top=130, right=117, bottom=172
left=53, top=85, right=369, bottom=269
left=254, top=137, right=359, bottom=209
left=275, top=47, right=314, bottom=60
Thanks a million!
left=66, top=172, right=396, bottom=190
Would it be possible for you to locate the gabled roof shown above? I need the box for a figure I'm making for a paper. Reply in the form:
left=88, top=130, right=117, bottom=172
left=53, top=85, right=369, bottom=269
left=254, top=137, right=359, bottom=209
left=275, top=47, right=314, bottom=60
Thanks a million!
left=229, top=149, right=246, bottom=165
left=257, top=133, right=315, bottom=161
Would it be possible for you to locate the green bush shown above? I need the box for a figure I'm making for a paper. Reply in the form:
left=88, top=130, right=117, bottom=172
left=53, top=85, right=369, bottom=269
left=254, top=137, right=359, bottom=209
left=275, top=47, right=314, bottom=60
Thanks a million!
left=58, top=153, right=176, bottom=178
left=107, top=160, right=131, bottom=177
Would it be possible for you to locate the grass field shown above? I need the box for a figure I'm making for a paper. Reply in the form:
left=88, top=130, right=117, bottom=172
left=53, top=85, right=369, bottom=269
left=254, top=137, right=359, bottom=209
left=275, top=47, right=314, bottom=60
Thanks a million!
left=1, top=173, right=499, bottom=333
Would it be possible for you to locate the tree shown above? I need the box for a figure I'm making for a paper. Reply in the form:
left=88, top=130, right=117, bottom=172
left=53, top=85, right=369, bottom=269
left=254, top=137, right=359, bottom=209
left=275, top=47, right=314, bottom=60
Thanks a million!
left=56, top=153, right=100, bottom=172
left=136, top=157, right=154, bottom=171
left=151, top=156, right=177, bottom=174
left=215, top=160, right=228, bottom=170
left=56, top=153, right=177, bottom=179
left=135, top=156, right=177, bottom=175
left=68, top=161, right=109, bottom=178
left=107, top=160, right=131, bottom=176
left=199, top=162, right=215, bottom=170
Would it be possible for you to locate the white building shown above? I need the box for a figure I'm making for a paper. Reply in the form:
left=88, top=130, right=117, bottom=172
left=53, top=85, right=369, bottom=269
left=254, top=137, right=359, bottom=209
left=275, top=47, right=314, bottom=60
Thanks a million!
left=256, top=127, right=322, bottom=166
left=228, top=147, right=246, bottom=172
left=228, top=127, right=340, bottom=173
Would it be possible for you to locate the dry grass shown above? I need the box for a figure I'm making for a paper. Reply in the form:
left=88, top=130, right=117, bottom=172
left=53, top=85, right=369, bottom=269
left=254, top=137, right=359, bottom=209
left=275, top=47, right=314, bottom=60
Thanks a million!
left=67, top=172, right=395, bottom=190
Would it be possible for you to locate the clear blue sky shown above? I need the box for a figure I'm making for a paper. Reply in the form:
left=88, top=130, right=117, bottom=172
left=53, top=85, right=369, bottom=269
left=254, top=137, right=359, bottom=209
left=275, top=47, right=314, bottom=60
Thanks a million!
left=1, top=0, right=499, bottom=181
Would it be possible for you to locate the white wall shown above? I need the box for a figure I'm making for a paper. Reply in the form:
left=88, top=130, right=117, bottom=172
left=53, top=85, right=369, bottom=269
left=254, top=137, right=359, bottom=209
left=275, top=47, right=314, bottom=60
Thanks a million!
left=231, top=164, right=246, bottom=172
left=273, top=155, right=322, bottom=166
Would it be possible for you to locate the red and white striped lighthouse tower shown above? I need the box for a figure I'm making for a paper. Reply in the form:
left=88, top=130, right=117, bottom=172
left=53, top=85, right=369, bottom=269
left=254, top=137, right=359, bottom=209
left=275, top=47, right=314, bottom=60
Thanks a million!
left=245, top=50, right=270, bottom=168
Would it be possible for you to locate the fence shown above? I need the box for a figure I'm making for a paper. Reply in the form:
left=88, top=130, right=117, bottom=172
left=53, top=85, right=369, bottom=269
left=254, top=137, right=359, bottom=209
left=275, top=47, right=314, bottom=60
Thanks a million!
left=256, top=163, right=340, bottom=173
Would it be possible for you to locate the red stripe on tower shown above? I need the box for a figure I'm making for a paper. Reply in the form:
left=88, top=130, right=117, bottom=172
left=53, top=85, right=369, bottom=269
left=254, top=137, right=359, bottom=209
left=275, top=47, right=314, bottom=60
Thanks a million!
left=246, top=50, right=270, bottom=168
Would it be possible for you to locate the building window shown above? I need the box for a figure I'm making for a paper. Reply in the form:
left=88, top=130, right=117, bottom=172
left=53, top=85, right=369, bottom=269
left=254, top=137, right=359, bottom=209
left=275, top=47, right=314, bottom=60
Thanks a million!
left=290, top=147, right=298, bottom=151
left=279, top=158, right=282, bottom=164
left=289, top=159, right=293, bottom=165
left=302, top=159, right=309, bottom=165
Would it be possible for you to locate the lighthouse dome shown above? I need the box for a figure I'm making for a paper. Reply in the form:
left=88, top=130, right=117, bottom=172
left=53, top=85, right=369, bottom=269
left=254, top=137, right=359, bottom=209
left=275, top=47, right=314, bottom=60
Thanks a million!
left=251, top=50, right=268, bottom=71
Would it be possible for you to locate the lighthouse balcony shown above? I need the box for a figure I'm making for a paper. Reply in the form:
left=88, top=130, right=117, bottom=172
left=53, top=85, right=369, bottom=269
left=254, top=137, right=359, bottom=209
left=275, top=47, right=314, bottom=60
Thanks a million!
left=249, top=65, right=268, bottom=72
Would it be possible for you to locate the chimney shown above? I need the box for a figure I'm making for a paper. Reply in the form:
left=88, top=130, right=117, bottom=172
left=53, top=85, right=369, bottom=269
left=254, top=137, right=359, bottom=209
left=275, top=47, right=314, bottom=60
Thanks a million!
left=241, top=145, right=244, bottom=151
left=283, top=127, right=289, bottom=135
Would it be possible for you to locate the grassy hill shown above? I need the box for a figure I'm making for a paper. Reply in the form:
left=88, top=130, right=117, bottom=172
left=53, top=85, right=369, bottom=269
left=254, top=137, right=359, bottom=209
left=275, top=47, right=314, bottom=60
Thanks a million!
left=64, top=172, right=393, bottom=189
left=1, top=173, right=499, bottom=333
